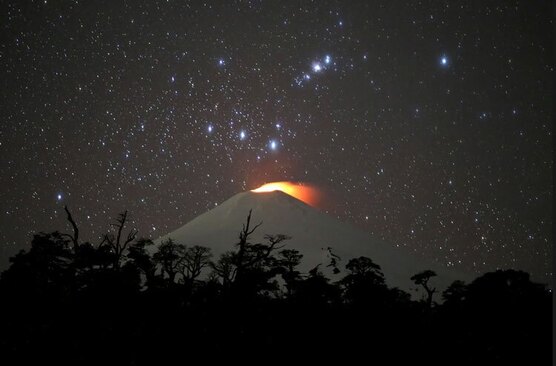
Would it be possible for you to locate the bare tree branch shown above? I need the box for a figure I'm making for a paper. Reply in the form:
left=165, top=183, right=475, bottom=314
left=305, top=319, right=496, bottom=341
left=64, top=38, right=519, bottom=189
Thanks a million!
left=64, top=205, right=79, bottom=251
left=98, top=210, right=138, bottom=269
left=179, top=245, right=213, bottom=282
left=115, top=211, right=128, bottom=252
left=122, top=228, right=138, bottom=253
left=97, top=234, right=109, bottom=249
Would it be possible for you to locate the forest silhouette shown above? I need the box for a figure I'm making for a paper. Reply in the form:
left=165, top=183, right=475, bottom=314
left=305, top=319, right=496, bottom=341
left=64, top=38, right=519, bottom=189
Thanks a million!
left=0, top=208, right=551, bottom=365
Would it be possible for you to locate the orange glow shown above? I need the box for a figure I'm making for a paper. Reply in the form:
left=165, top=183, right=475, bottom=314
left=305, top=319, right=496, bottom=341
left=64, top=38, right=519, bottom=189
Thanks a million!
left=251, top=181, right=319, bottom=206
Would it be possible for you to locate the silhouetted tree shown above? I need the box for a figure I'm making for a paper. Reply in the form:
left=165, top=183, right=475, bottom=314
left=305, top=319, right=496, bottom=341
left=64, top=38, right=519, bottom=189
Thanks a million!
left=233, top=210, right=290, bottom=281
left=211, top=210, right=291, bottom=296
left=293, top=266, right=341, bottom=307
left=439, top=270, right=552, bottom=366
left=465, top=269, right=547, bottom=306
left=345, top=256, right=383, bottom=278
left=178, top=245, right=212, bottom=284
left=277, top=249, right=303, bottom=295
left=61, top=205, right=79, bottom=252
left=0, top=232, right=73, bottom=297
left=411, top=269, right=437, bottom=308
left=233, top=209, right=263, bottom=280
left=211, top=251, right=237, bottom=286
left=153, top=238, right=185, bottom=283
left=442, top=280, right=467, bottom=307
left=340, top=256, right=387, bottom=306
left=99, top=211, right=138, bottom=269
left=278, top=249, right=303, bottom=273
left=127, top=238, right=157, bottom=286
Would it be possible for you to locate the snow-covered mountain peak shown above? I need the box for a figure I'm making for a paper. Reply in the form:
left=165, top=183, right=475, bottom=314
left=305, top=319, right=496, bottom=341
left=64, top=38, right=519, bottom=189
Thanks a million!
left=157, top=189, right=468, bottom=295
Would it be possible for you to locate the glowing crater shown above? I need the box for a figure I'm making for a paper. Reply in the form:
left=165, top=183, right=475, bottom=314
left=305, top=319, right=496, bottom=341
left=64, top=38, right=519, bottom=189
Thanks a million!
left=251, top=181, right=318, bottom=206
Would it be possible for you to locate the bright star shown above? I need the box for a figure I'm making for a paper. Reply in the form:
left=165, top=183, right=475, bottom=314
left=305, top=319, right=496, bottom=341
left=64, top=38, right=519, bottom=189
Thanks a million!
left=239, top=130, right=246, bottom=140
left=312, top=62, right=322, bottom=72
left=269, top=140, right=278, bottom=150
left=218, top=59, right=225, bottom=66
left=57, top=193, right=62, bottom=201
left=440, top=56, right=448, bottom=66
left=324, top=55, right=331, bottom=64
left=207, top=125, right=213, bottom=133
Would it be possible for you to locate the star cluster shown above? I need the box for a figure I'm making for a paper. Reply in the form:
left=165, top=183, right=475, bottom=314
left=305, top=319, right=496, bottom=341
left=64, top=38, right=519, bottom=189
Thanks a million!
left=0, top=1, right=552, bottom=281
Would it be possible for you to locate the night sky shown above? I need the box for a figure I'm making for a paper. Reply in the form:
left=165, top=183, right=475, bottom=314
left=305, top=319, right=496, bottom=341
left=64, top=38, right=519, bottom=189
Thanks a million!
left=0, top=1, right=552, bottom=282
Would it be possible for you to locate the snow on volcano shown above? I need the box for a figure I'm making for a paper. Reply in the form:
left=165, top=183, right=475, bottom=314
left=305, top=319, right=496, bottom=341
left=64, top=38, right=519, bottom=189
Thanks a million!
left=156, top=190, right=468, bottom=296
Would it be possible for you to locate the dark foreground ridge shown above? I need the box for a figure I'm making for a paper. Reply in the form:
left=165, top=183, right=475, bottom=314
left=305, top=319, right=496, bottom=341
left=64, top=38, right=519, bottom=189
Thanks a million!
left=0, top=208, right=551, bottom=365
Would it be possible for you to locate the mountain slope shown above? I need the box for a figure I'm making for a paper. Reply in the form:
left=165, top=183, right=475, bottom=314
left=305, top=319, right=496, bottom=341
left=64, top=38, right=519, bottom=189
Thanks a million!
left=157, top=190, right=467, bottom=294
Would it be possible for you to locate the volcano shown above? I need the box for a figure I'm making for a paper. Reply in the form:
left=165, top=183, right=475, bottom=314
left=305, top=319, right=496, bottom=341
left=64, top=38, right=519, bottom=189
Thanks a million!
left=157, top=190, right=467, bottom=295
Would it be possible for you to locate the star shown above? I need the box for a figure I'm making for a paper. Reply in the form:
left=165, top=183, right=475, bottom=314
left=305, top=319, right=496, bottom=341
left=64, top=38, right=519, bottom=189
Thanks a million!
left=440, top=56, right=448, bottom=66
left=312, top=62, right=322, bottom=73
